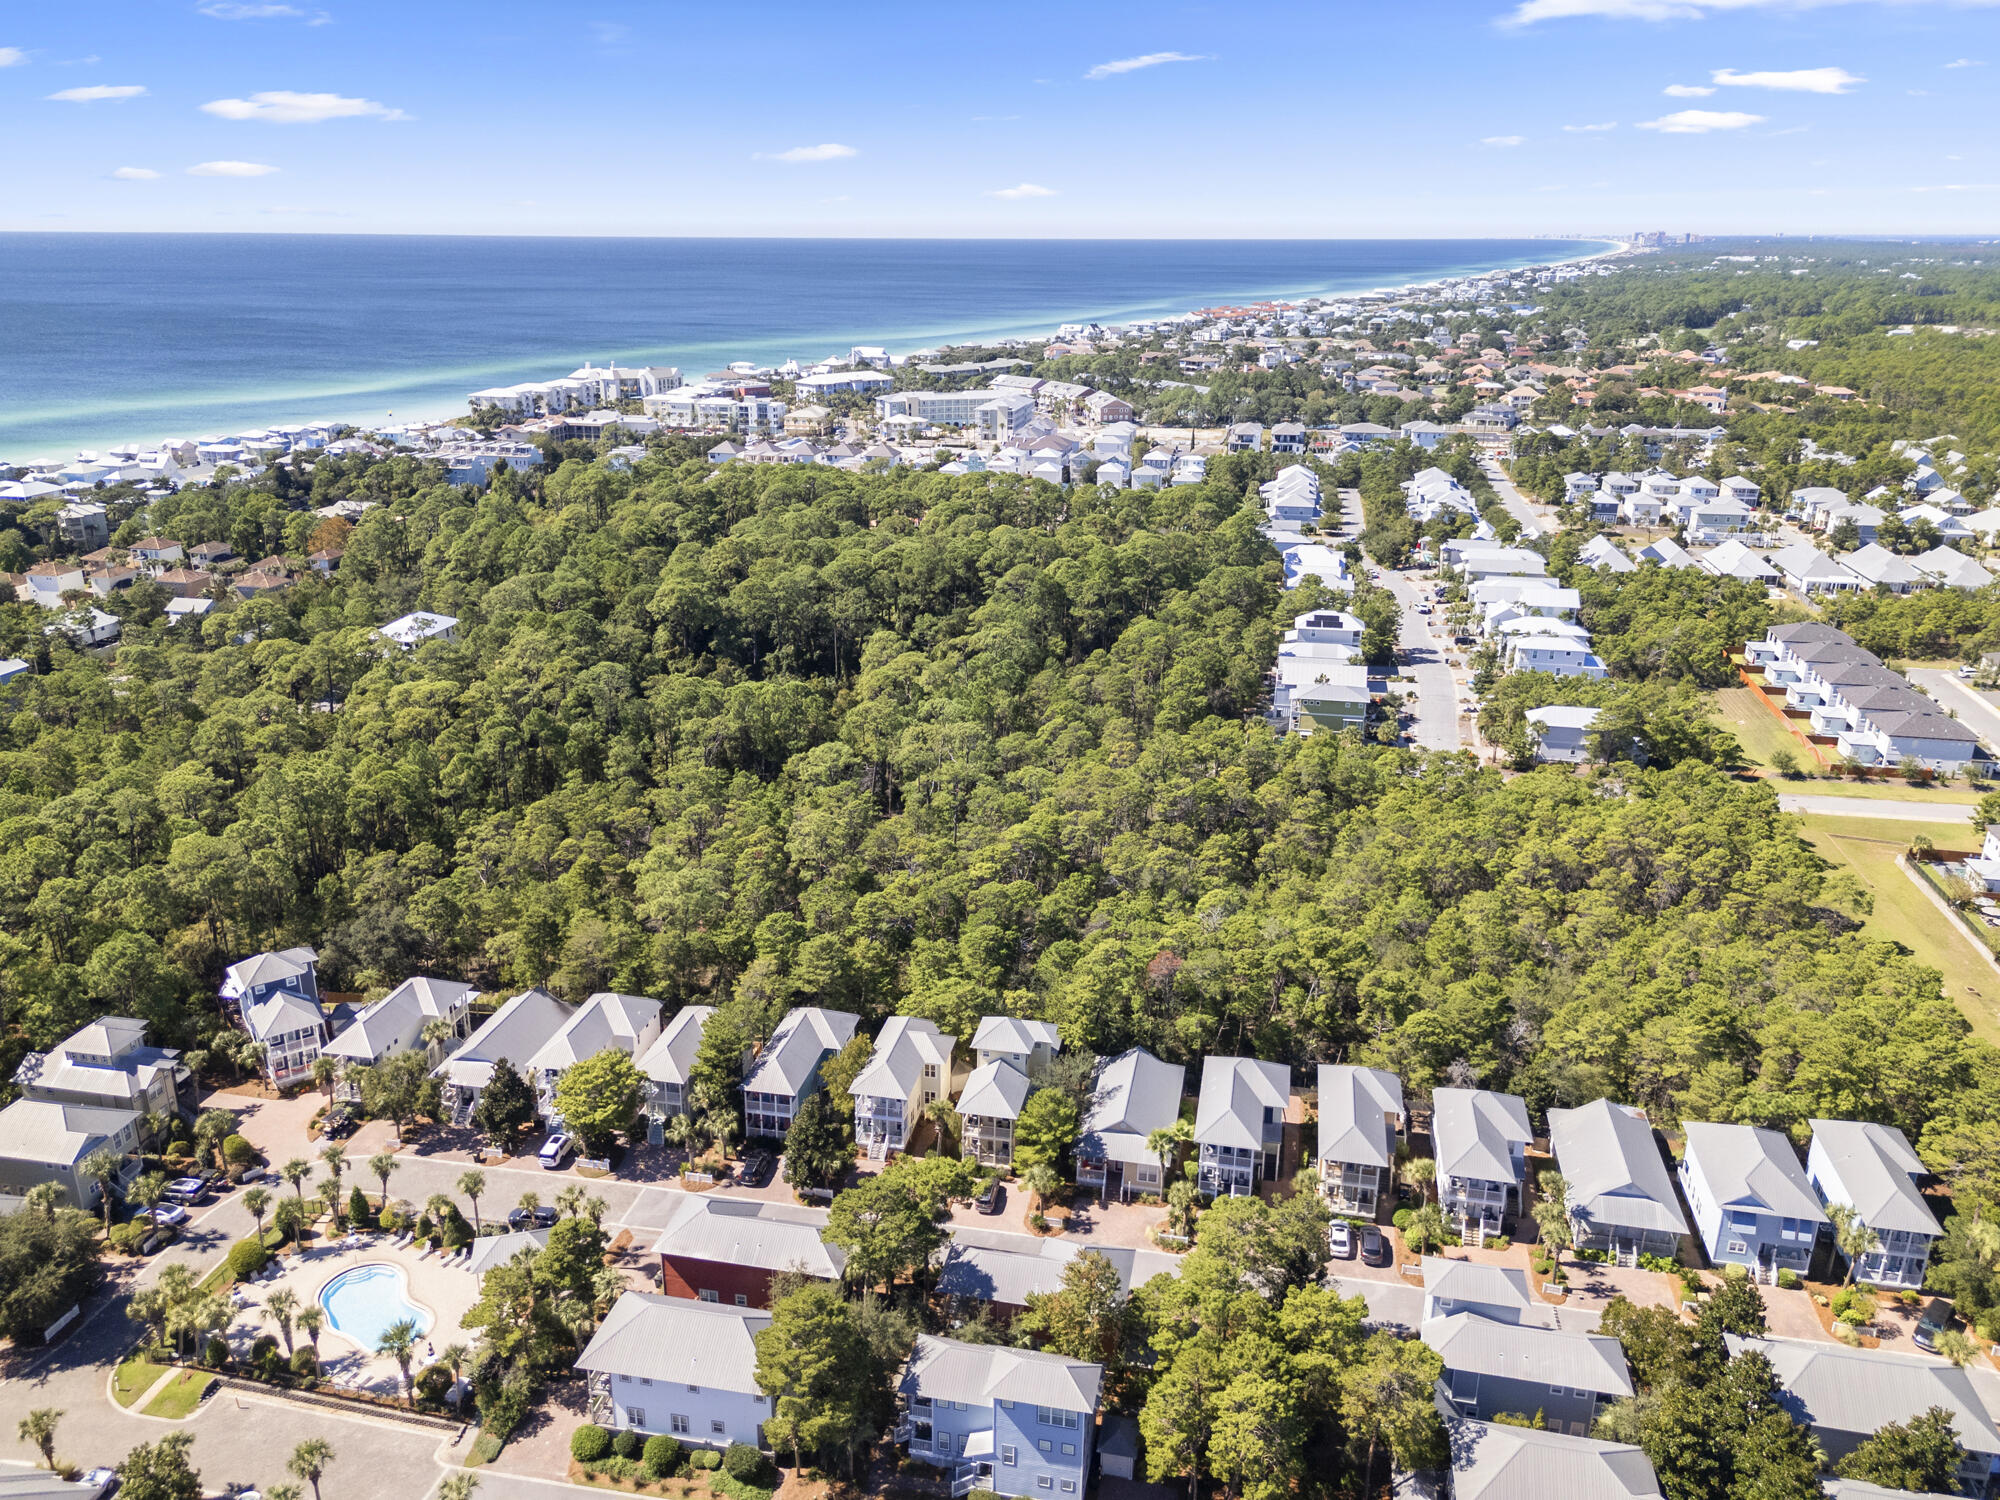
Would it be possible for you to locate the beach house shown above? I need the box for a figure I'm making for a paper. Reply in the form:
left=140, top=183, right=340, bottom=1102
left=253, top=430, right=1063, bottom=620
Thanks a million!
left=652, top=1194, right=844, bottom=1307
left=897, top=1336, right=1102, bottom=1500
left=1678, top=1122, right=1828, bottom=1283
left=971, top=1017, right=1060, bottom=1078
left=743, top=1007, right=861, bottom=1140
left=527, top=992, right=664, bottom=1125
left=850, top=1016, right=955, bottom=1158
left=1194, top=1056, right=1290, bottom=1197
left=577, top=1293, right=772, bottom=1449
left=1805, top=1119, right=1942, bottom=1290
left=958, top=1059, right=1033, bottom=1168
left=324, top=977, right=478, bottom=1072
left=1075, top=1047, right=1186, bottom=1201
left=433, top=987, right=576, bottom=1126
left=1426, top=1314, right=1634, bottom=1434
left=1315, top=1065, right=1405, bottom=1217
left=1546, top=1100, right=1686, bottom=1266
left=1433, top=1088, right=1532, bottom=1241
left=636, top=1005, right=715, bottom=1133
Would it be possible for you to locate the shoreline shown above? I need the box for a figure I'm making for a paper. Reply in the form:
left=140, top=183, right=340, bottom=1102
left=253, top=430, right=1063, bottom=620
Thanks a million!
left=5, top=237, right=1624, bottom=464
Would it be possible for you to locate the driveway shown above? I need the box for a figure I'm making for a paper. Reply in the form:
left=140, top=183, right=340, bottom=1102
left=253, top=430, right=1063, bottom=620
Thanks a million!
left=1778, top=794, right=1971, bottom=824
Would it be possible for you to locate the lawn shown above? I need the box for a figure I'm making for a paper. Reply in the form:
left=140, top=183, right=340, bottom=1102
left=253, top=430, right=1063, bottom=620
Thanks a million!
left=112, top=1355, right=172, bottom=1408
left=141, top=1368, right=214, bottom=1420
left=1715, top=686, right=1809, bottom=770
left=1795, top=813, right=2000, bottom=1042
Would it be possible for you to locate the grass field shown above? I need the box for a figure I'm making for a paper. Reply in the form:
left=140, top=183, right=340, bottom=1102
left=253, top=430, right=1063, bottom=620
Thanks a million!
left=1714, top=686, right=1805, bottom=769
left=141, top=1368, right=213, bottom=1420
left=1794, top=813, right=2000, bottom=1041
left=112, top=1355, right=172, bottom=1408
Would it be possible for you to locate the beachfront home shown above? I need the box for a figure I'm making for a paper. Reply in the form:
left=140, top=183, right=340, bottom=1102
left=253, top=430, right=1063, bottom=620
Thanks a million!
left=897, top=1336, right=1102, bottom=1500
left=434, top=987, right=576, bottom=1126
left=652, top=1194, right=844, bottom=1307
left=971, top=1017, right=1060, bottom=1078
left=851, top=1016, right=955, bottom=1158
left=743, top=1007, right=860, bottom=1140
left=1315, top=1065, right=1405, bottom=1217
left=1426, top=1314, right=1634, bottom=1435
left=528, top=992, right=663, bottom=1124
left=1194, top=1056, right=1289, bottom=1197
left=1433, top=1088, right=1532, bottom=1241
left=1075, top=1047, right=1186, bottom=1201
left=958, top=1059, right=1032, bottom=1168
left=1805, top=1120, right=1942, bottom=1290
left=1678, top=1122, right=1828, bottom=1283
left=636, top=1005, right=715, bottom=1133
left=244, top=989, right=330, bottom=1090
left=324, top=977, right=478, bottom=1073
left=1547, top=1100, right=1686, bottom=1266
left=577, top=1293, right=772, bottom=1449
left=219, top=946, right=320, bottom=1022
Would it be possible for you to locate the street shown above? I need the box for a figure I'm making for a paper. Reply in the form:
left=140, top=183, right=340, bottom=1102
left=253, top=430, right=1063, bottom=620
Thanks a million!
left=1777, top=794, right=1973, bottom=824
left=1478, top=460, right=1560, bottom=538
left=1376, top=568, right=1467, bottom=753
left=1910, top=669, right=2000, bottom=755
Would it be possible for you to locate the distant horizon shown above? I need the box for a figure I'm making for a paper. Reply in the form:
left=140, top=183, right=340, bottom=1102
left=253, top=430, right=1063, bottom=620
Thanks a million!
left=0, top=230, right=1991, bottom=243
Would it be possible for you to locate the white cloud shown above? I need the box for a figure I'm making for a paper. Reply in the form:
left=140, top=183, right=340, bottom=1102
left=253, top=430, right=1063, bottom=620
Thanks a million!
left=187, top=160, right=280, bottom=176
left=1664, top=83, right=1716, bottom=95
left=1911, top=182, right=2000, bottom=191
left=1945, top=57, right=1985, bottom=66
left=112, top=166, right=160, bottom=180
left=1637, top=108, right=1765, bottom=131
left=987, top=182, right=1057, bottom=198
left=759, top=143, right=857, bottom=162
left=1482, top=134, right=1526, bottom=145
left=198, top=3, right=305, bottom=16
left=48, top=84, right=146, bottom=102
left=1506, top=0, right=2000, bottom=22
left=1085, top=51, right=1205, bottom=79
left=0, top=47, right=25, bottom=67
left=1563, top=120, right=1618, bottom=130
left=201, top=90, right=404, bottom=123
left=1712, top=65, right=1863, bottom=91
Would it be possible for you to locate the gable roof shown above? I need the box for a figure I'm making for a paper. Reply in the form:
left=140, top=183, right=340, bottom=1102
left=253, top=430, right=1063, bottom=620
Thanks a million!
left=434, top=988, right=574, bottom=1092
left=851, top=1016, right=955, bottom=1101
left=221, top=946, right=316, bottom=997
left=245, top=989, right=324, bottom=1041
left=527, top=992, right=661, bottom=1073
left=744, top=1007, right=860, bottom=1097
left=902, top=1334, right=1102, bottom=1413
left=326, top=977, right=477, bottom=1063
left=1423, top=1257, right=1533, bottom=1314
left=577, top=1291, right=770, bottom=1393
left=0, top=1097, right=141, bottom=1167
left=650, top=1194, right=844, bottom=1278
left=958, top=1059, right=1032, bottom=1121
left=971, top=1016, right=1061, bottom=1057
left=1548, top=1100, right=1687, bottom=1236
left=1726, top=1336, right=2000, bottom=1454
left=1433, top=1088, right=1532, bottom=1184
left=1681, top=1122, right=1827, bottom=1223
left=1423, top=1313, right=1633, bottom=1397
left=1808, top=1119, right=1941, bottom=1237
left=636, top=1005, right=715, bottom=1087
left=465, top=1226, right=550, bottom=1275
left=936, top=1231, right=1181, bottom=1308
left=1448, top=1412, right=1662, bottom=1500
left=1080, top=1048, right=1186, bottom=1167
left=1194, top=1056, right=1290, bottom=1151
left=1315, top=1065, right=1405, bottom=1170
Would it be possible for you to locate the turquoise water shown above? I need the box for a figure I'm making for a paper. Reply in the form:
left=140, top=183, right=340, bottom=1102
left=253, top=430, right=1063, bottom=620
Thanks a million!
left=317, top=1262, right=431, bottom=1351
left=0, top=235, right=1607, bottom=459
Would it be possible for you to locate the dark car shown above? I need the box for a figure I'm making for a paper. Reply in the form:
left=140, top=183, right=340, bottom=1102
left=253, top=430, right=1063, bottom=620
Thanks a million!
left=740, top=1149, right=775, bottom=1188
left=1914, top=1298, right=1955, bottom=1352
left=320, top=1106, right=355, bottom=1139
left=505, top=1205, right=559, bottom=1232
left=975, top=1179, right=1005, bottom=1216
left=1360, top=1225, right=1390, bottom=1266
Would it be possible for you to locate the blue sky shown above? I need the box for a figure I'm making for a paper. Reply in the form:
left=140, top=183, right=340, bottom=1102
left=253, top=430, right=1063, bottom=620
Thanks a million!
left=4, top=0, right=1998, bottom=237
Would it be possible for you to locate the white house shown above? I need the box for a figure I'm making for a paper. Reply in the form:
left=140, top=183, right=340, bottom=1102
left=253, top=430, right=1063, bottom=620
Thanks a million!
left=527, top=992, right=663, bottom=1124
left=958, top=1059, right=1032, bottom=1168
left=577, top=1292, right=772, bottom=1449
left=1506, top=636, right=1608, bottom=679
left=379, top=612, right=460, bottom=649
left=1315, top=1065, right=1404, bottom=1217
left=1194, top=1056, right=1289, bottom=1196
left=636, top=1005, right=715, bottom=1132
left=1805, top=1119, right=1941, bottom=1291
left=325, top=977, right=478, bottom=1072
left=1433, top=1088, right=1532, bottom=1240
left=743, top=1007, right=860, bottom=1139
left=434, top=987, right=576, bottom=1124
left=1525, top=705, right=1601, bottom=763
left=850, top=1016, right=954, bottom=1157
left=971, top=1017, right=1060, bottom=1077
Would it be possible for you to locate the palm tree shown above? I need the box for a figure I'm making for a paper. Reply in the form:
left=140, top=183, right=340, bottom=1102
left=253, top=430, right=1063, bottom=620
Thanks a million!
left=516, top=1190, right=540, bottom=1217
left=17, top=1408, right=62, bottom=1469
left=195, top=1108, right=237, bottom=1168
left=420, top=1017, right=455, bottom=1062
left=1827, top=1202, right=1881, bottom=1286
left=23, top=1183, right=60, bottom=1219
left=288, top=1437, right=335, bottom=1500
left=439, top=1342, right=470, bottom=1384
left=309, top=1054, right=340, bottom=1100
left=273, top=1194, right=308, bottom=1249
left=1532, top=1170, right=1573, bottom=1275
left=1398, top=1151, right=1436, bottom=1206
left=376, top=1318, right=419, bottom=1405
left=243, top=1186, right=272, bottom=1240
left=555, top=1184, right=587, bottom=1219
left=1023, top=1164, right=1061, bottom=1214
left=584, top=1195, right=607, bottom=1227
left=438, top=1474, right=479, bottom=1500
left=318, top=1177, right=345, bottom=1230
left=368, top=1152, right=398, bottom=1209
left=456, top=1170, right=486, bottom=1234
left=265, top=1287, right=299, bottom=1354
left=269, top=1485, right=302, bottom=1500
left=296, top=1304, right=324, bottom=1357
left=282, top=1157, right=313, bottom=1200
left=924, top=1097, right=961, bottom=1155
left=319, top=1144, right=348, bottom=1192
left=128, top=1171, right=168, bottom=1234
left=80, top=1148, right=123, bottom=1231
left=701, top=1106, right=740, bottom=1160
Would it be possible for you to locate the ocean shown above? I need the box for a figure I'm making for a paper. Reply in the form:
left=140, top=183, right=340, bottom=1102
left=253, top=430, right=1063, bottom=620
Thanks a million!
left=0, top=235, right=1606, bottom=460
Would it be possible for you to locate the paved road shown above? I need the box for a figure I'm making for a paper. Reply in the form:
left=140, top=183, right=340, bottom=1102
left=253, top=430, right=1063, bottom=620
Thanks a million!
left=1376, top=569, right=1465, bottom=752
left=1911, top=669, right=2000, bottom=753
left=1479, top=460, right=1559, bottom=538
left=1778, top=794, right=1973, bottom=823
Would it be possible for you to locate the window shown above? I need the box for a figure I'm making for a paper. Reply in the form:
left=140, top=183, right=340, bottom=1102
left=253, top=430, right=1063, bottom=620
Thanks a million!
left=687, top=1384, right=701, bottom=1393
left=1726, top=1240, right=1747, bottom=1256
left=1001, top=1448, right=1018, bottom=1467
left=698, top=1290, right=719, bottom=1303
left=711, top=1421, right=725, bottom=1436
left=639, top=1378, right=652, bottom=1387
left=1548, top=1386, right=1566, bottom=1396
left=1061, top=1443, right=1075, bottom=1457
left=1038, top=1440, right=1052, bottom=1454
left=1037, top=1480, right=1053, bottom=1492
left=912, top=1396, right=932, bottom=1410
left=1062, top=1484, right=1077, bottom=1494
left=629, top=1409, right=645, bottom=1428
left=1037, top=1407, right=1079, bottom=1429
left=734, top=1295, right=749, bottom=1307
left=671, top=1415, right=689, bottom=1435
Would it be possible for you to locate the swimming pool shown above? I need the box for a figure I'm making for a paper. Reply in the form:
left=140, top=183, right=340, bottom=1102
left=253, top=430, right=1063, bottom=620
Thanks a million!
left=317, top=1263, right=433, bottom=1352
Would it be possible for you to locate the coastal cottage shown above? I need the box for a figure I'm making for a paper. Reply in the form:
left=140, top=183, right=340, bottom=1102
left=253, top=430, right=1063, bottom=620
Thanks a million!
left=324, top=977, right=478, bottom=1072
left=1444, top=1415, right=1663, bottom=1500
left=1432, top=1088, right=1532, bottom=1241
left=1075, top=1047, right=1185, bottom=1200
left=577, top=1292, right=772, bottom=1449
left=433, top=987, right=576, bottom=1125
left=958, top=1059, right=1032, bottom=1168
left=1678, top=1122, right=1828, bottom=1284
left=1314, top=1064, right=1405, bottom=1217
left=1546, top=1099, right=1686, bottom=1266
left=1426, top=1313, right=1634, bottom=1435
left=527, top=992, right=663, bottom=1124
left=1194, top=1056, right=1290, bottom=1196
left=636, top=1005, right=715, bottom=1133
left=1805, top=1119, right=1942, bottom=1290
left=743, top=1006, right=860, bottom=1140
left=652, top=1194, right=844, bottom=1307
left=971, top=1017, right=1060, bottom=1077
left=897, top=1336, right=1102, bottom=1500
left=850, top=1015, right=955, bottom=1158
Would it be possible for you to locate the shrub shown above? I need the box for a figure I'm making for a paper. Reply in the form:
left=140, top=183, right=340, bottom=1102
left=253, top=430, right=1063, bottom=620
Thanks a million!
left=109, top=1222, right=149, bottom=1253
left=591, top=1458, right=639, bottom=1480
left=227, top=1237, right=270, bottom=1280
left=969, top=1490, right=1005, bottom=1500
left=417, top=1214, right=435, bottom=1239
left=1487, top=1236, right=1510, bottom=1251
left=290, top=1346, right=319, bottom=1377
left=251, top=1334, right=279, bottom=1362
left=1777, top=1269, right=1802, bottom=1290
left=690, top=1448, right=721, bottom=1471
left=571, top=1425, right=612, bottom=1463
left=1392, top=1208, right=1414, bottom=1231
left=416, top=1363, right=453, bottom=1403
left=1531, top=1258, right=1553, bottom=1277
left=1833, top=1321, right=1863, bottom=1346
left=723, top=1443, right=766, bottom=1482
left=203, top=1335, right=229, bottom=1368
left=348, top=1186, right=373, bottom=1227
left=469, top=1433, right=504, bottom=1466
left=642, top=1436, right=684, bottom=1479
left=613, top=1429, right=643, bottom=1460
left=223, top=1134, right=256, bottom=1166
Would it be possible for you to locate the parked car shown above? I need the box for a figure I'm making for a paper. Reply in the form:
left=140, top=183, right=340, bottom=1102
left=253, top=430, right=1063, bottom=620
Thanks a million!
left=80, top=1468, right=120, bottom=1500
left=975, top=1179, right=1005, bottom=1216
left=739, top=1148, right=775, bottom=1188
left=164, top=1176, right=208, bottom=1204
left=1961, top=665, right=1978, bottom=681
left=1360, top=1225, right=1390, bottom=1266
left=320, top=1106, right=355, bottom=1139
left=1329, top=1221, right=1354, bottom=1259
left=1914, top=1297, right=1955, bottom=1351
left=151, top=1204, right=190, bottom=1229
left=506, top=1205, right=559, bottom=1232
left=537, top=1133, right=573, bottom=1170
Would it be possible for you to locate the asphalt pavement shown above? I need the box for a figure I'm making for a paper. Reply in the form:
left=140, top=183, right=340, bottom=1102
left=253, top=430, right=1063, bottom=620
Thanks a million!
left=1911, top=669, right=2000, bottom=753
left=1479, top=460, right=1560, bottom=538
left=1776, top=794, right=1972, bottom=823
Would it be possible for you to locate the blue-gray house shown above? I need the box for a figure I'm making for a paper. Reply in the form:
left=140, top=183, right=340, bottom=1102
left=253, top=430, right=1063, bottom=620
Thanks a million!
left=1677, top=1122, right=1828, bottom=1284
left=899, top=1335, right=1102, bottom=1500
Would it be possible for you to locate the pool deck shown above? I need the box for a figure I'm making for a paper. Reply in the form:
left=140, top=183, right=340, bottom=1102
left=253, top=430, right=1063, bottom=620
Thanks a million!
left=226, top=1233, right=481, bottom=1398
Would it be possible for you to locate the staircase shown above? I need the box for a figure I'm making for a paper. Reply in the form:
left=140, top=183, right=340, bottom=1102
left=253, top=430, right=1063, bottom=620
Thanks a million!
left=867, top=1138, right=889, bottom=1163
left=1463, top=1219, right=1489, bottom=1250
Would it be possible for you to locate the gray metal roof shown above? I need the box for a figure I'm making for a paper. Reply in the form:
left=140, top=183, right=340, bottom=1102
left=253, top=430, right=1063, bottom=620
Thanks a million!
left=1423, top=1257, right=1533, bottom=1316
left=327, top=977, right=477, bottom=1064
left=527, top=992, right=661, bottom=1074
left=1681, top=1122, right=1827, bottom=1224
left=851, top=1016, right=954, bottom=1102
left=1447, top=1410, right=1661, bottom=1500
left=1316, top=1065, right=1405, bottom=1170
left=1727, top=1335, right=2000, bottom=1454
left=1080, top=1048, right=1186, bottom=1167
left=958, top=1059, right=1031, bottom=1122
left=936, top=1231, right=1181, bottom=1308
left=636, top=1005, right=715, bottom=1087
left=901, top=1334, right=1101, bottom=1413
left=743, top=1007, right=860, bottom=1097
left=244, top=989, right=323, bottom=1042
left=434, top=988, right=574, bottom=1091
left=0, top=1097, right=140, bottom=1168
left=1194, top=1056, right=1290, bottom=1151
left=465, top=1227, right=549, bottom=1275
left=971, top=1016, right=1061, bottom=1057
left=1809, top=1120, right=1941, bottom=1238
left=576, top=1291, right=770, bottom=1393
left=1547, top=1100, right=1687, bottom=1237
left=1422, top=1314, right=1632, bottom=1398
left=1432, top=1089, right=1532, bottom=1185
left=1825, top=1480, right=1960, bottom=1500
left=650, top=1193, right=845, bottom=1279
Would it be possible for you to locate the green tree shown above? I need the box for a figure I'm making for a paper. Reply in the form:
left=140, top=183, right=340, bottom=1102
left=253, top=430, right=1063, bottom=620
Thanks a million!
left=473, top=1060, right=536, bottom=1155
left=357, top=1052, right=430, bottom=1143
left=288, top=1437, right=335, bottom=1500
left=282, top=1158, right=312, bottom=1200
left=0, top=1196, right=101, bottom=1341
left=265, top=1287, right=298, bottom=1353
left=1013, top=1088, right=1080, bottom=1177
left=80, top=1148, right=123, bottom=1231
left=377, top=1319, right=420, bottom=1404
left=457, top=1170, right=487, bottom=1233
left=824, top=1154, right=975, bottom=1292
left=1827, top=1202, right=1881, bottom=1285
left=115, top=1431, right=201, bottom=1500
left=368, top=1152, right=399, bottom=1208
left=1837, top=1408, right=1967, bottom=1495
left=1532, top=1170, right=1573, bottom=1275
left=552, top=1049, right=648, bottom=1155
left=17, top=1407, right=62, bottom=1469
left=1339, top=1332, right=1447, bottom=1479
left=753, top=1282, right=879, bottom=1475
left=242, top=1186, right=272, bottom=1239
left=782, top=1090, right=852, bottom=1193
left=1016, top=1248, right=1135, bottom=1368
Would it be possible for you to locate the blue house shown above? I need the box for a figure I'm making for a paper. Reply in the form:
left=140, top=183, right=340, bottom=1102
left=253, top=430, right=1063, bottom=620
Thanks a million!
left=219, top=946, right=320, bottom=1022
left=899, top=1335, right=1102, bottom=1500
left=1678, top=1122, right=1828, bottom=1284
